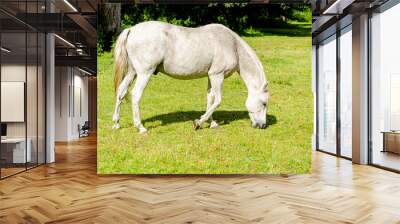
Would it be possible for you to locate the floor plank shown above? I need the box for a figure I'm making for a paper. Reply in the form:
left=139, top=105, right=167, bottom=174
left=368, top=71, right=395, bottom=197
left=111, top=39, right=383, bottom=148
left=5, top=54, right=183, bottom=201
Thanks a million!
left=0, top=135, right=400, bottom=223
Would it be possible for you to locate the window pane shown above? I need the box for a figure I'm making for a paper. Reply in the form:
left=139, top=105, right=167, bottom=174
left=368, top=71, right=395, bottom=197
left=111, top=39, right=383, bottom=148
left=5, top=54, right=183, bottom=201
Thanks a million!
left=318, top=35, right=337, bottom=154
left=371, top=3, right=400, bottom=171
left=340, top=26, right=352, bottom=158
left=1, top=30, right=27, bottom=177
left=0, top=0, right=46, bottom=179
left=27, top=31, right=38, bottom=169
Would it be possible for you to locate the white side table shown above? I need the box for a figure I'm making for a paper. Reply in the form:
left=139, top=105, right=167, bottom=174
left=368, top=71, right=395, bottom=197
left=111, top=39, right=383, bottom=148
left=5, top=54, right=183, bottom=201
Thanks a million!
left=1, top=138, right=32, bottom=163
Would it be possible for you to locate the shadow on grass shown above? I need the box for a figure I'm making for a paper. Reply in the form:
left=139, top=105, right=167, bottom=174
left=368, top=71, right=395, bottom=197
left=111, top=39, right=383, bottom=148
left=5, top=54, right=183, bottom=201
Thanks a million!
left=143, top=110, right=277, bottom=128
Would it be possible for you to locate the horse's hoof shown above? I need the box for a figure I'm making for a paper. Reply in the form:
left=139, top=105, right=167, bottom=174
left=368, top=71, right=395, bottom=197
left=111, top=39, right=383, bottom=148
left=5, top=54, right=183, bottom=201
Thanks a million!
left=138, top=127, right=148, bottom=134
left=193, top=119, right=201, bottom=130
left=210, top=121, right=219, bottom=129
left=112, top=123, right=120, bottom=129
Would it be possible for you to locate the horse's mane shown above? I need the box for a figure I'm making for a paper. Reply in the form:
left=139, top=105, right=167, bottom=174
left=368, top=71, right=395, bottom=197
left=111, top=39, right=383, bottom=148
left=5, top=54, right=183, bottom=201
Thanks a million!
left=229, top=29, right=267, bottom=89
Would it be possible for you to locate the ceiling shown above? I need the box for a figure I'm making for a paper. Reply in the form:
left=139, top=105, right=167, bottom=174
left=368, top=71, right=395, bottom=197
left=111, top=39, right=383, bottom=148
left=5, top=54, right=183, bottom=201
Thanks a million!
left=0, top=0, right=98, bottom=75
left=312, top=0, right=390, bottom=40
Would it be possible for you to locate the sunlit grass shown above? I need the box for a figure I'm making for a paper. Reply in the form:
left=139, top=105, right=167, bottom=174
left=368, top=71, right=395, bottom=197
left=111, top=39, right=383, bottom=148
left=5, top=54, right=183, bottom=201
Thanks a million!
left=97, top=26, right=312, bottom=174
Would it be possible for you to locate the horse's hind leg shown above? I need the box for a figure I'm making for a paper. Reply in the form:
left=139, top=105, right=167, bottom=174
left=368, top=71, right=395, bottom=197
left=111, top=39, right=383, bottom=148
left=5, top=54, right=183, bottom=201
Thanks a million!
left=206, top=79, right=219, bottom=129
left=131, top=72, right=152, bottom=133
left=112, top=71, right=136, bottom=129
left=194, top=74, right=224, bottom=129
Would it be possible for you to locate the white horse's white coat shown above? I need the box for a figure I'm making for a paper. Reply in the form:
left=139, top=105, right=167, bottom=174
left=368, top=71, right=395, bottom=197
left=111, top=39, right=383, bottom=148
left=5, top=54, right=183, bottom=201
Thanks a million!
left=112, top=21, right=269, bottom=133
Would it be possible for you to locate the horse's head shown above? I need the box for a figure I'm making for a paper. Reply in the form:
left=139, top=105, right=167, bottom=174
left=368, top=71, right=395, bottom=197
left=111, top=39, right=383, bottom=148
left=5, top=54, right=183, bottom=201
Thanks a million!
left=246, top=83, right=269, bottom=129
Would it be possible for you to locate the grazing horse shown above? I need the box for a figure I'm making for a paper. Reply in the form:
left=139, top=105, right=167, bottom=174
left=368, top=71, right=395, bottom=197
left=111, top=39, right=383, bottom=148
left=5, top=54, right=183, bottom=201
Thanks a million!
left=112, top=21, right=269, bottom=133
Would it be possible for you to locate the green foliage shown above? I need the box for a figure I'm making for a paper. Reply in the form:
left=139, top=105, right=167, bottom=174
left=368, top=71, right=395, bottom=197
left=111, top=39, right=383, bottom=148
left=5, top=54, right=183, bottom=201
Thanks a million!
left=97, top=29, right=104, bottom=55
left=289, top=7, right=312, bottom=23
left=120, top=4, right=292, bottom=32
left=99, top=3, right=311, bottom=51
left=97, top=26, right=312, bottom=174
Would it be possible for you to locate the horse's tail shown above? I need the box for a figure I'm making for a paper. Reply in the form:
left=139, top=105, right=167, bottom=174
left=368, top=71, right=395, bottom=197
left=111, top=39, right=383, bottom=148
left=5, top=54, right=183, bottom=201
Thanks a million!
left=114, top=28, right=131, bottom=92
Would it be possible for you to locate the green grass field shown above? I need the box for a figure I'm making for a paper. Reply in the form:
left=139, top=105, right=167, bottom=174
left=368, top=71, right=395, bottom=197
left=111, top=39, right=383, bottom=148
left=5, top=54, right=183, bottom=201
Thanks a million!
left=97, top=24, right=312, bottom=174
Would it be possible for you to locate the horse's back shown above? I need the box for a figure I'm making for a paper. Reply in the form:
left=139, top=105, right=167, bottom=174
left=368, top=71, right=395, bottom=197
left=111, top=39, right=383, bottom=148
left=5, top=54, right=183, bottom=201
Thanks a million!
left=125, top=21, right=170, bottom=74
left=127, top=21, right=239, bottom=78
left=197, top=24, right=239, bottom=76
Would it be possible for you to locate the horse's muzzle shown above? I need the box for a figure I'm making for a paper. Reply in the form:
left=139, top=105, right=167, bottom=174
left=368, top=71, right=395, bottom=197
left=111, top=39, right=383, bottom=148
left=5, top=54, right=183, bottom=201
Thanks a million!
left=252, top=123, right=267, bottom=129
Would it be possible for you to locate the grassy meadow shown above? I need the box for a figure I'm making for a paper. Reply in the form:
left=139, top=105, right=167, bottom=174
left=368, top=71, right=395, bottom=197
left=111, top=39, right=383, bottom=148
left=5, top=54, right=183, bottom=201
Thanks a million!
left=97, top=23, right=313, bottom=174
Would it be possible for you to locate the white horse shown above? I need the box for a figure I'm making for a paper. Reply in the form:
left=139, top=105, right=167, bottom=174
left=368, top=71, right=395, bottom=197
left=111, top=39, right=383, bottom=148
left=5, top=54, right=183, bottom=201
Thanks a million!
left=112, top=21, right=269, bottom=133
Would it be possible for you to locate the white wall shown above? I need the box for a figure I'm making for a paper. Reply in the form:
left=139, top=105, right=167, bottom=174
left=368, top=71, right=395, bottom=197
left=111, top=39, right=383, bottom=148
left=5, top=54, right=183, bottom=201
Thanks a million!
left=55, top=66, right=89, bottom=141
left=1, top=63, right=46, bottom=164
left=1, top=65, right=26, bottom=140
left=55, top=66, right=69, bottom=141
left=72, top=72, right=89, bottom=138
left=1, top=65, right=26, bottom=132
left=1, top=65, right=39, bottom=137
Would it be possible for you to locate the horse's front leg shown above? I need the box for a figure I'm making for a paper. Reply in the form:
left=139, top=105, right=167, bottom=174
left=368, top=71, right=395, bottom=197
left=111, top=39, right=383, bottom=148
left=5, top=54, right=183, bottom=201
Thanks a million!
left=206, top=79, right=219, bottom=129
left=112, top=72, right=135, bottom=129
left=131, top=73, right=151, bottom=133
left=194, top=74, right=224, bottom=129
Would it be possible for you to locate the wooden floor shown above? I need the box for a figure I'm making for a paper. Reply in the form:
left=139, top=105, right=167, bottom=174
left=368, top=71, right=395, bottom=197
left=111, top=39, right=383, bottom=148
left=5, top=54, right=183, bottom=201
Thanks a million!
left=372, top=150, right=400, bottom=171
left=1, top=167, right=26, bottom=178
left=1, top=135, right=400, bottom=223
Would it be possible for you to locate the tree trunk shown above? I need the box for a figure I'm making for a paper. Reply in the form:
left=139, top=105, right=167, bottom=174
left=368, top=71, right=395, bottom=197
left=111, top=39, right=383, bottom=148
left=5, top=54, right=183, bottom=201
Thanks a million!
left=98, top=3, right=121, bottom=51
left=100, top=3, right=121, bottom=33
